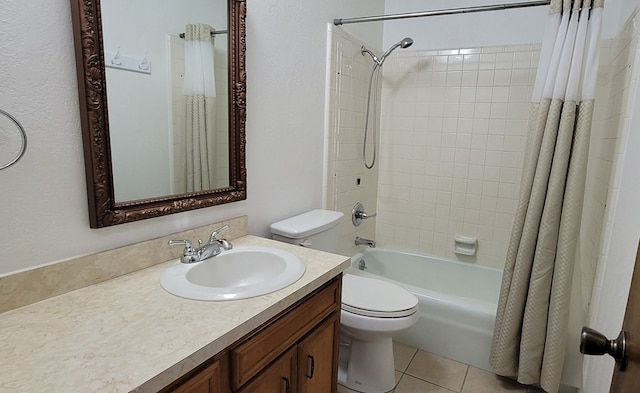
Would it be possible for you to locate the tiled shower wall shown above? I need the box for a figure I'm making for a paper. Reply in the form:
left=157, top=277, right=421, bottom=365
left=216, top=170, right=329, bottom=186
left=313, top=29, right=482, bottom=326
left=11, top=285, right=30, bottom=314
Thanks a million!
left=376, top=45, right=540, bottom=268
left=324, top=27, right=378, bottom=257
left=327, top=23, right=635, bottom=280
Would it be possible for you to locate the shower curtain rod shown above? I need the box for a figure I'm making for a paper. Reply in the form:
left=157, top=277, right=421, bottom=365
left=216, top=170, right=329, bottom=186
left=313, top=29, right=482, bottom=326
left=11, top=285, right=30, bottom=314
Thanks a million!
left=179, top=30, right=228, bottom=38
left=333, top=0, right=551, bottom=26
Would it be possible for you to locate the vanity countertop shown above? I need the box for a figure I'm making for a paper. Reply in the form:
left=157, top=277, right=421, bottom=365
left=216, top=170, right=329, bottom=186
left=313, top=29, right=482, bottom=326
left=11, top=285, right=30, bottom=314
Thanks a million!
left=0, top=235, right=350, bottom=392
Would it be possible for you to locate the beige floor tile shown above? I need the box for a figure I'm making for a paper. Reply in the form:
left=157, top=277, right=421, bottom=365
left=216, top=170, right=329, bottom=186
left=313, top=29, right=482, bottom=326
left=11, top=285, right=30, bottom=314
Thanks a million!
left=461, top=367, right=528, bottom=393
left=394, top=374, right=457, bottom=393
left=337, top=368, right=403, bottom=392
left=405, top=350, right=468, bottom=392
left=393, top=341, right=418, bottom=372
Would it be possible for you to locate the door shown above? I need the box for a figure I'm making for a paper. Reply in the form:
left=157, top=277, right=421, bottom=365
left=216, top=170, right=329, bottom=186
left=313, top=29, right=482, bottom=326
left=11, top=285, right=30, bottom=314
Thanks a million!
left=609, top=242, right=640, bottom=392
left=297, top=314, right=340, bottom=393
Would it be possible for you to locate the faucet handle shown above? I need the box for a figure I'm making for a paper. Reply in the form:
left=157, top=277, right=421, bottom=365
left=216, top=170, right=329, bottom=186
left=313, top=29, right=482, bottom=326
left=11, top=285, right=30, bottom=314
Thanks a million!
left=352, top=202, right=377, bottom=226
left=168, top=240, right=199, bottom=263
left=169, top=239, right=194, bottom=250
left=209, top=225, right=230, bottom=243
left=209, top=225, right=233, bottom=250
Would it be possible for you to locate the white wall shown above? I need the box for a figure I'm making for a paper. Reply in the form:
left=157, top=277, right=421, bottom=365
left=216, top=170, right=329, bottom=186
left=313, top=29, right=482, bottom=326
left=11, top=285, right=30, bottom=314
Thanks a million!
left=244, top=1, right=384, bottom=237
left=0, top=0, right=383, bottom=276
left=383, top=0, right=626, bottom=51
left=582, top=8, right=640, bottom=391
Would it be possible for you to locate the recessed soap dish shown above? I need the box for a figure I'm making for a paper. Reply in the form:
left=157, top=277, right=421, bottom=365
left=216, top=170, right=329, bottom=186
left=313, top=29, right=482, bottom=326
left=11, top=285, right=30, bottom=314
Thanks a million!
left=454, top=235, right=478, bottom=256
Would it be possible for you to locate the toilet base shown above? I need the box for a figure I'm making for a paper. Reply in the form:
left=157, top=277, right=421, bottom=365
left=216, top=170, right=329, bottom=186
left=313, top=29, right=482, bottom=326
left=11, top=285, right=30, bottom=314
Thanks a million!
left=338, top=335, right=395, bottom=393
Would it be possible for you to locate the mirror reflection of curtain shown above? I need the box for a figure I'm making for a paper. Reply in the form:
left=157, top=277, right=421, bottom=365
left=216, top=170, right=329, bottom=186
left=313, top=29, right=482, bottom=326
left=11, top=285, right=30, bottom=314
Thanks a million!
left=175, top=23, right=217, bottom=193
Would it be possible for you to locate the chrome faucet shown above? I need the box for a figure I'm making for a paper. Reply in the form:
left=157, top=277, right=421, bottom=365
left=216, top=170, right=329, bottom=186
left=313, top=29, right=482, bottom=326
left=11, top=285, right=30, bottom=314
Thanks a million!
left=169, top=225, right=233, bottom=264
left=209, top=225, right=233, bottom=251
left=352, top=202, right=377, bottom=227
left=355, top=237, right=376, bottom=248
left=168, top=239, right=202, bottom=264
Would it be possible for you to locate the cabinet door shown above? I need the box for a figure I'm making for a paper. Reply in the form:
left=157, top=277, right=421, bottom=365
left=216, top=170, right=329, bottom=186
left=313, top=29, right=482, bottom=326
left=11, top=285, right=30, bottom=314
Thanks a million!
left=297, top=313, right=340, bottom=393
left=238, top=348, right=297, bottom=393
left=231, top=279, right=340, bottom=389
left=171, top=360, right=226, bottom=393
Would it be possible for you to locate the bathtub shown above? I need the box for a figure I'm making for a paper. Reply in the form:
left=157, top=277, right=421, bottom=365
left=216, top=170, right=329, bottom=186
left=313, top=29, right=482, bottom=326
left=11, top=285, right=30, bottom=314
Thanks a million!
left=348, top=248, right=503, bottom=371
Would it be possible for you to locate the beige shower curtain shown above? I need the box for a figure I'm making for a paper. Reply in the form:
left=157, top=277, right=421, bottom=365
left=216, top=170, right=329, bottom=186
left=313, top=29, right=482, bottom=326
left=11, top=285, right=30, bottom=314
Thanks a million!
left=176, top=23, right=217, bottom=193
left=489, top=1, right=603, bottom=392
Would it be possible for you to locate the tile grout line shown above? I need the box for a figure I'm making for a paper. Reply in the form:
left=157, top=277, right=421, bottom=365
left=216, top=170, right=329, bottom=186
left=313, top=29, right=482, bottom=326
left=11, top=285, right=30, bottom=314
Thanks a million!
left=460, top=364, right=471, bottom=393
left=401, top=370, right=461, bottom=393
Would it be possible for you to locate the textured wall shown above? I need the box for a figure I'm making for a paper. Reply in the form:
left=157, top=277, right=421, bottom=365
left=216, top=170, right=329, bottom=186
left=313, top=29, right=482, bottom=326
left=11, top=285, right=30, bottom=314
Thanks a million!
left=0, top=0, right=383, bottom=276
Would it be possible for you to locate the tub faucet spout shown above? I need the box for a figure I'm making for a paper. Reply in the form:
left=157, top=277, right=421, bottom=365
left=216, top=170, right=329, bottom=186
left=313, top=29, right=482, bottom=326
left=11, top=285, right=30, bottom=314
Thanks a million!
left=355, top=237, right=376, bottom=248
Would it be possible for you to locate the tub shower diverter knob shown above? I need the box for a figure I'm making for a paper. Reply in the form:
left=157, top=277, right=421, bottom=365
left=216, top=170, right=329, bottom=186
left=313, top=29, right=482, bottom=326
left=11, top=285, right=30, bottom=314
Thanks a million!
left=352, top=202, right=377, bottom=226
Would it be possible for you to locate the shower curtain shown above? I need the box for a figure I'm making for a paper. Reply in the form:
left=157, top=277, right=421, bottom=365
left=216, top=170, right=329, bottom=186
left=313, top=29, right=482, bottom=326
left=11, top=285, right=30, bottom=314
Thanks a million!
left=489, top=1, right=603, bottom=392
left=176, top=23, right=217, bottom=193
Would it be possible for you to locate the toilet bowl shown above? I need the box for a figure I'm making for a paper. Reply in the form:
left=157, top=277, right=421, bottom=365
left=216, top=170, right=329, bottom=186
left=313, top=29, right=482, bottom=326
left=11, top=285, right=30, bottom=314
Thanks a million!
left=270, top=209, right=419, bottom=393
left=338, top=273, right=418, bottom=393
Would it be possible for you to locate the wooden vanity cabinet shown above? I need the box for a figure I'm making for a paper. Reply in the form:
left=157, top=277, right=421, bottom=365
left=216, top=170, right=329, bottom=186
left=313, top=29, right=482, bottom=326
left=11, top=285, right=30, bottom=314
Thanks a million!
left=232, top=277, right=342, bottom=393
left=297, top=314, right=340, bottom=393
left=236, top=347, right=297, bottom=393
left=166, top=276, right=342, bottom=393
left=162, top=353, right=230, bottom=393
left=237, top=314, right=339, bottom=393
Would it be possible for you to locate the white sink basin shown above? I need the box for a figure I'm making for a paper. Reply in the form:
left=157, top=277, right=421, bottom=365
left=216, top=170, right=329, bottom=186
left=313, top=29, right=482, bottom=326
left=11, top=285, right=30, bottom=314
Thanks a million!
left=160, top=246, right=306, bottom=300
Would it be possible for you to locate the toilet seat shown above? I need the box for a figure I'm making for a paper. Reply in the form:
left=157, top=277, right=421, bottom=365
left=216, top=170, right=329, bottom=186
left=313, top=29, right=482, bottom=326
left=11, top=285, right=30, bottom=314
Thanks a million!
left=342, top=274, right=418, bottom=318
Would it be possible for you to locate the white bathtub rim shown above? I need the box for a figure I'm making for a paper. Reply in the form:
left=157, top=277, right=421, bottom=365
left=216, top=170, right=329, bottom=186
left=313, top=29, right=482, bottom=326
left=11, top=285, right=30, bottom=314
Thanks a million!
left=352, top=247, right=503, bottom=274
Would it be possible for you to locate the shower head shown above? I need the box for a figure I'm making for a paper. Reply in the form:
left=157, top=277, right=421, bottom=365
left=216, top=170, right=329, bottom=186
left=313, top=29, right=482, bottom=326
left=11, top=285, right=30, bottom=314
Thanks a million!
left=399, top=37, right=414, bottom=48
left=380, top=37, right=414, bottom=63
left=362, top=37, right=414, bottom=67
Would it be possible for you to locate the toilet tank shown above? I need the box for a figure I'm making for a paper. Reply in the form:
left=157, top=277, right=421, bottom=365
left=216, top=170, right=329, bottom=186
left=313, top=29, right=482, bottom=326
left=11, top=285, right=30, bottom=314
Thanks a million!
left=270, top=209, right=344, bottom=253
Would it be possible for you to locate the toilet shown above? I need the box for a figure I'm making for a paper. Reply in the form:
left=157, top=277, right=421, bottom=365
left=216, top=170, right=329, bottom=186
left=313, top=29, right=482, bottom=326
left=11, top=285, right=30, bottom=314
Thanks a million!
left=271, top=209, right=419, bottom=393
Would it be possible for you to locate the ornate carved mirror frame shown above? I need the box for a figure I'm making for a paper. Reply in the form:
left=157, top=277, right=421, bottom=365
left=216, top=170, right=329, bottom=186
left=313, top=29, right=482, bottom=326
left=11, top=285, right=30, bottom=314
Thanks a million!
left=69, top=0, right=246, bottom=228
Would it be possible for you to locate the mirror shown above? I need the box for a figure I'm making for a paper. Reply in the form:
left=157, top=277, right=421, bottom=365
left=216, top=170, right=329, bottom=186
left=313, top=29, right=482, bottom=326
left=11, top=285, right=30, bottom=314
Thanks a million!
left=70, top=0, right=246, bottom=228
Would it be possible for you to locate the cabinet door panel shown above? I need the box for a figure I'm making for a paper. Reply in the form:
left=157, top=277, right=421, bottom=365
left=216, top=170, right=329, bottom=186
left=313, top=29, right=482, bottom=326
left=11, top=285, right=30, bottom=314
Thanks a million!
left=238, top=348, right=297, bottom=393
left=232, top=279, right=340, bottom=389
left=298, top=313, right=340, bottom=393
left=171, top=360, right=225, bottom=393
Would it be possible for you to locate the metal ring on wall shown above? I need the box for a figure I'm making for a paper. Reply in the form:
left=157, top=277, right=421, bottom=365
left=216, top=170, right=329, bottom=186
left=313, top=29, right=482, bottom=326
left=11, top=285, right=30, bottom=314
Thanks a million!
left=0, top=109, right=27, bottom=170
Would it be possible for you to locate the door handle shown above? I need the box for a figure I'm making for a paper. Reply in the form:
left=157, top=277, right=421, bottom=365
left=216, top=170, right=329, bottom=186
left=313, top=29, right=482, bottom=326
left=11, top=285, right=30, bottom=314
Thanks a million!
left=580, top=326, right=628, bottom=371
left=282, top=377, right=290, bottom=393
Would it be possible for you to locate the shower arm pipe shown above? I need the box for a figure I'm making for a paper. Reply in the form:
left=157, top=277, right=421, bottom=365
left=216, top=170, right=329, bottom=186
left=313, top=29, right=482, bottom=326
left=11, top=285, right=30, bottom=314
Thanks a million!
left=333, top=0, right=550, bottom=26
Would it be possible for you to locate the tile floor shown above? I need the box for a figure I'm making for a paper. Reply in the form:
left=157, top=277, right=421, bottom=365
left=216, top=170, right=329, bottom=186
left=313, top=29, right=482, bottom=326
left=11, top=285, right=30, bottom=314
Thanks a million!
left=337, top=342, right=546, bottom=393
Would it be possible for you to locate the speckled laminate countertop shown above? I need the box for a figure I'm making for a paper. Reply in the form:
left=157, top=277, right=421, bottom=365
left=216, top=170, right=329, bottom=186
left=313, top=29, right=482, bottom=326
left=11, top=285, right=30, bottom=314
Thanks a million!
left=0, top=235, right=350, bottom=392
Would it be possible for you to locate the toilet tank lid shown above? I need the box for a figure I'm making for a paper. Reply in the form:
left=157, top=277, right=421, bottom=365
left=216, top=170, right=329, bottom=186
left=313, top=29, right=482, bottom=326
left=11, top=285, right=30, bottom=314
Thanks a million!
left=270, top=209, right=344, bottom=239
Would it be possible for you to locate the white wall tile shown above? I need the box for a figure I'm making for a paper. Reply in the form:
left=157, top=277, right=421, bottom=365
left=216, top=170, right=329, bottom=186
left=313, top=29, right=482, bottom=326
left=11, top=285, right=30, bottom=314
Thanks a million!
left=335, top=43, right=546, bottom=267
